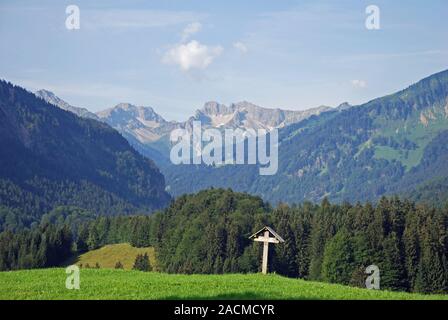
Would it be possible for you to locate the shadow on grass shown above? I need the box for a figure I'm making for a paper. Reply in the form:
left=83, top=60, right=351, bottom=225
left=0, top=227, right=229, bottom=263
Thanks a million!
left=61, top=254, right=81, bottom=267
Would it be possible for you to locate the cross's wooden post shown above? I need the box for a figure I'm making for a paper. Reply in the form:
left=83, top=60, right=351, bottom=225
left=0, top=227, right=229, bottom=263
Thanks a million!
left=262, top=230, right=269, bottom=274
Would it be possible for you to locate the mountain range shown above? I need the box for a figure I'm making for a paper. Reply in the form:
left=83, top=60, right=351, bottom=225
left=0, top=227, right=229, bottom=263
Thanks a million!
left=35, top=91, right=332, bottom=158
left=32, top=68, right=448, bottom=206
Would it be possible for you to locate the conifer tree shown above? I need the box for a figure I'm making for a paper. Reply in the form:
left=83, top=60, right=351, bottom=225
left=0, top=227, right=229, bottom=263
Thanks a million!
left=321, top=229, right=355, bottom=284
left=403, top=209, right=420, bottom=290
left=133, top=253, right=152, bottom=271
left=379, top=232, right=408, bottom=291
left=76, top=224, right=89, bottom=253
left=273, top=206, right=297, bottom=277
left=87, top=225, right=100, bottom=250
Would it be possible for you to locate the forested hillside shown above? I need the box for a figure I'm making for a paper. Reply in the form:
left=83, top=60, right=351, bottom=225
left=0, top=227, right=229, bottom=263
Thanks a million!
left=0, top=80, right=170, bottom=228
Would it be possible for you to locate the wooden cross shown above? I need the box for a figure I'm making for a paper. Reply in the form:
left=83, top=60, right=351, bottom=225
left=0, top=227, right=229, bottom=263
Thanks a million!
left=249, top=226, right=285, bottom=274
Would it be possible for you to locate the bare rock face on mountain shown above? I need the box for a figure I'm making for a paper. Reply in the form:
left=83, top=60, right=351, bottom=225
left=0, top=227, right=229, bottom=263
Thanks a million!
left=190, top=101, right=332, bottom=131
left=96, top=103, right=180, bottom=144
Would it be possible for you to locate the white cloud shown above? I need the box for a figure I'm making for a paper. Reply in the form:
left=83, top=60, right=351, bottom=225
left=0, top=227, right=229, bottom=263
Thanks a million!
left=351, top=79, right=367, bottom=88
left=233, top=42, right=248, bottom=54
left=181, top=22, right=202, bottom=42
left=163, top=40, right=223, bottom=71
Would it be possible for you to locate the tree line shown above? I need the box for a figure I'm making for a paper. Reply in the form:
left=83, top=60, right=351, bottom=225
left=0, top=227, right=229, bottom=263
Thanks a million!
left=0, top=224, right=72, bottom=270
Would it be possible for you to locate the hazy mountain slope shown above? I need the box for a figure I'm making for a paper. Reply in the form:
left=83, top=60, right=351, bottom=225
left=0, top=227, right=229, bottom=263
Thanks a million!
left=35, top=89, right=99, bottom=120
left=163, top=69, right=448, bottom=204
left=0, top=80, right=170, bottom=225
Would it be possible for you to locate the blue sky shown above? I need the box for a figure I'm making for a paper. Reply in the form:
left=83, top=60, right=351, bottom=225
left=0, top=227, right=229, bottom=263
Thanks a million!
left=0, top=0, right=447, bottom=121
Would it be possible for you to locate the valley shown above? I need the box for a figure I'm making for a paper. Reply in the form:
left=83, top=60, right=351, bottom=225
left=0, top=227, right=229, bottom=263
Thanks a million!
left=2, top=0, right=447, bottom=306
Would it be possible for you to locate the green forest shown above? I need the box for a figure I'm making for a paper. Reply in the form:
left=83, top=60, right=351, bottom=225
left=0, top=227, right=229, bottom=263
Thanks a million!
left=1, top=189, right=447, bottom=295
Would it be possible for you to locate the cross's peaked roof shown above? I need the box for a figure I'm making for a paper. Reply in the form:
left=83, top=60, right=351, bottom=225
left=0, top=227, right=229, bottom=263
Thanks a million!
left=249, top=226, right=285, bottom=243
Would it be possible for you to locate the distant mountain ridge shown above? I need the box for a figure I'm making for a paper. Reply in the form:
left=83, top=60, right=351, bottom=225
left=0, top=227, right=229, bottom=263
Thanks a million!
left=94, top=99, right=332, bottom=145
left=37, top=90, right=332, bottom=145
left=35, top=90, right=335, bottom=166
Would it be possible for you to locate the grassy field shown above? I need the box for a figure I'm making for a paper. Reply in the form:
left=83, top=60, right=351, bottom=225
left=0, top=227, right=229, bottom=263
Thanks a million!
left=65, top=243, right=156, bottom=270
left=0, top=268, right=447, bottom=300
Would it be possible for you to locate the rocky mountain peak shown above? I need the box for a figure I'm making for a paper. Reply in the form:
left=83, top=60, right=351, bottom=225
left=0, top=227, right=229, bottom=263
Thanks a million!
left=200, top=101, right=234, bottom=116
left=97, top=103, right=166, bottom=125
left=35, top=89, right=71, bottom=109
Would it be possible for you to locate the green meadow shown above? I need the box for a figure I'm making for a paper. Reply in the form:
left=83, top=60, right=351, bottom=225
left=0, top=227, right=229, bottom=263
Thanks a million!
left=0, top=268, right=446, bottom=300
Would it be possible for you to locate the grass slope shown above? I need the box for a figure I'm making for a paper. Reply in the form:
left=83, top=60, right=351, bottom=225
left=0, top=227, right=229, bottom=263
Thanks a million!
left=0, top=269, right=446, bottom=300
left=66, top=243, right=156, bottom=270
